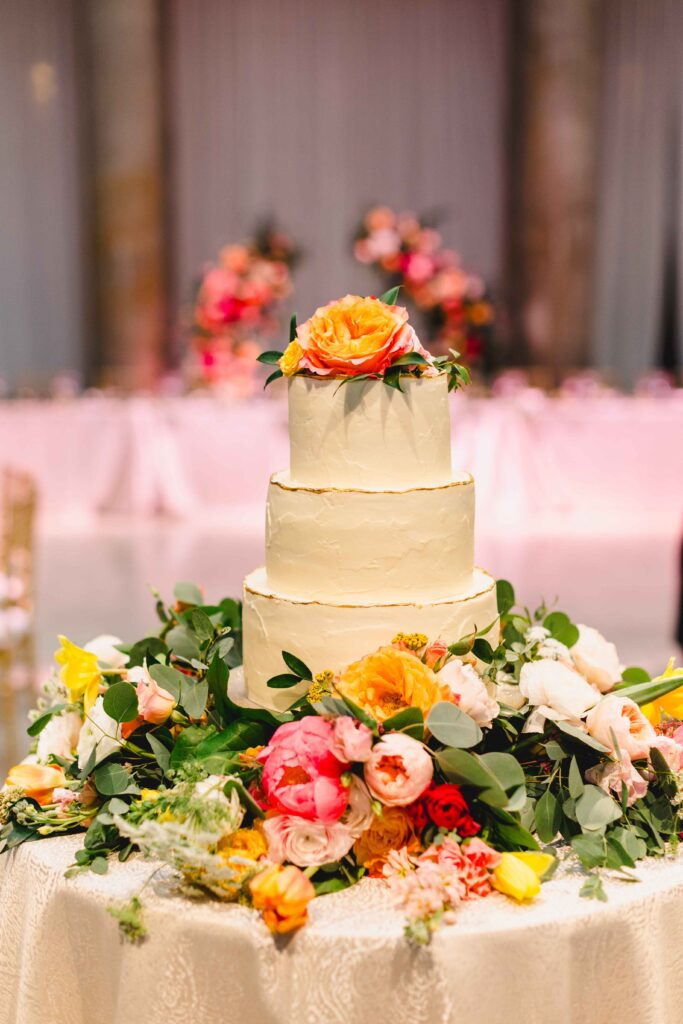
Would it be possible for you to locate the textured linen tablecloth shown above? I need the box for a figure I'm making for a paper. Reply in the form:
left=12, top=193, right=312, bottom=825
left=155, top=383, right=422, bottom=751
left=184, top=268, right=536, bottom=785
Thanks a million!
left=1, top=837, right=683, bottom=1024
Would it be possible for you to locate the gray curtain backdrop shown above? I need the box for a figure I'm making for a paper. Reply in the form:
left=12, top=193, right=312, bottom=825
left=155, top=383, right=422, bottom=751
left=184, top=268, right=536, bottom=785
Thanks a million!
left=0, top=0, right=83, bottom=391
left=168, top=0, right=507, bottom=341
left=593, top=0, right=683, bottom=386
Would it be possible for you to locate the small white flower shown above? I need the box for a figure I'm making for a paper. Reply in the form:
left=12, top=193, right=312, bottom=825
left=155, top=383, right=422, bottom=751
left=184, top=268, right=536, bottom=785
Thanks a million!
left=77, top=697, right=122, bottom=769
left=537, top=637, right=571, bottom=661
left=437, top=661, right=499, bottom=728
left=519, top=658, right=600, bottom=729
left=571, top=624, right=622, bottom=694
left=36, top=711, right=82, bottom=762
left=525, top=625, right=550, bottom=645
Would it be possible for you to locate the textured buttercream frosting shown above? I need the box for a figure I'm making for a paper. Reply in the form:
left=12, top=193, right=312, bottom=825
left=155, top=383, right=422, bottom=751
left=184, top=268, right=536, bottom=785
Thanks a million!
left=288, top=373, right=452, bottom=488
left=266, top=471, right=475, bottom=603
left=243, top=567, right=499, bottom=711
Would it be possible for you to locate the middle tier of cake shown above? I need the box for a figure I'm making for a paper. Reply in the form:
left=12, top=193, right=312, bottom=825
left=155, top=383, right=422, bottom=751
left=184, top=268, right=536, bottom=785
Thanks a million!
left=265, top=471, right=475, bottom=603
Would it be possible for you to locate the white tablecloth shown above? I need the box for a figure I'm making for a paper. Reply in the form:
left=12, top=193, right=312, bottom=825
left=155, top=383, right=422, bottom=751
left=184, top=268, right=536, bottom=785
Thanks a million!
left=1, top=835, right=683, bottom=1024
left=1, top=391, right=682, bottom=536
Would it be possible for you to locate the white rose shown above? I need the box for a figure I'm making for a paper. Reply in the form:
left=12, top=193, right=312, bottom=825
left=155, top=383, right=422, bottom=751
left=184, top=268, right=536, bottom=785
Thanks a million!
left=85, top=634, right=129, bottom=670
left=519, top=659, right=600, bottom=727
left=341, top=775, right=374, bottom=838
left=437, top=661, right=499, bottom=728
left=77, top=697, right=122, bottom=769
left=263, top=814, right=355, bottom=867
left=494, top=671, right=526, bottom=710
left=571, top=625, right=621, bottom=694
left=36, top=711, right=82, bottom=762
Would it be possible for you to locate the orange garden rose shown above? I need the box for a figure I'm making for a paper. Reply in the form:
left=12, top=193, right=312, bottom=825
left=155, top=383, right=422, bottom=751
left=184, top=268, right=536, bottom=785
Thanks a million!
left=337, top=645, right=455, bottom=722
left=218, top=827, right=268, bottom=862
left=353, top=806, right=419, bottom=876
left=5, top=763, right=67, bottom=806
left=249, top=863, right=315, bottom=934
left=279, top=293, right=431, bottom=378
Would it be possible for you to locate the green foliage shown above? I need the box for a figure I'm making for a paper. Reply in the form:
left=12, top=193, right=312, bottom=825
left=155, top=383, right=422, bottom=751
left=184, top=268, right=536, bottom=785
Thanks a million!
left=383, top=706, right=424, bottom=741
left=107, top=895, right=147, bottom=943
left=281, top=651, right=312, bottom=681
left=543, top=611, right=579, bottom=648
left=27, top=704, right=67, bottom=737
left=173, top=582, right=203, bottom=606
left=378, top=285, right=401, bottom=305
left=102, top=683, right=139, bottom=724
left=427, top=702, right=482, bottom=749
left=496, top=579, right=515, bottom=616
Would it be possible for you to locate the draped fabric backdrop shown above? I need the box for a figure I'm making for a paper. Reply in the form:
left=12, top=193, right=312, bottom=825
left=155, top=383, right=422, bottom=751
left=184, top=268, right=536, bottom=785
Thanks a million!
left=593, top=0, right=683, bottom=386
left=167, top=0, right=507, bottom=341
left=0, top=0, right=83, bottom=391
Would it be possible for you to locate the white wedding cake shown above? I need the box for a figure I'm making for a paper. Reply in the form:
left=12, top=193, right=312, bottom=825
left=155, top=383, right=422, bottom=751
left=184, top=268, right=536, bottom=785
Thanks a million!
left=243, top=371, right=499, bottom=710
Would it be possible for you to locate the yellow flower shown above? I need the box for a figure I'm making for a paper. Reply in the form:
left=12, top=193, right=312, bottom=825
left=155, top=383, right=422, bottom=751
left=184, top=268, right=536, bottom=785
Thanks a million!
left=54, top=635, right=102, bottom=711
left=642, top=659, right=683, bottom=726
left=338, top=645, right=455, bottom=722
left=139, top=788, right=162, bottom=802
left=217, top=827, right=268, bottom=862
left=279, top=340, right=303, bottom=376
left=249, top=863, right=315, bottom=933
left=492, top=852, right=554, bottom=902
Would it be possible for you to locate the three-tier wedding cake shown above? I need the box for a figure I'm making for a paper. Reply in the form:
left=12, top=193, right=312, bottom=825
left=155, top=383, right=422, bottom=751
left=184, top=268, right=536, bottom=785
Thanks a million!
left=243, top=300, right=499, bottom=710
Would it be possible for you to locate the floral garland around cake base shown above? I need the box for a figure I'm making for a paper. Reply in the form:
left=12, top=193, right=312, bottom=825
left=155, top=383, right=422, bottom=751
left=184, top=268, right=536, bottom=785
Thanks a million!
left=1, top=581, right=682, bottom=944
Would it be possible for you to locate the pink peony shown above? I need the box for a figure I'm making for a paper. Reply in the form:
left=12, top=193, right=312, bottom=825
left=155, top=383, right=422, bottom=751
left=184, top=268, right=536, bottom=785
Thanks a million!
left=330, top=717, right=374, bottom=763
left=585, top=753, right=648, bottom=806
left=364, top=732, right=433, bottom=807
left=258, top=718, right=350, bottom=824
left=586, top=696, right=657, bottom=761
left=263, top=814, right=355, bottom=867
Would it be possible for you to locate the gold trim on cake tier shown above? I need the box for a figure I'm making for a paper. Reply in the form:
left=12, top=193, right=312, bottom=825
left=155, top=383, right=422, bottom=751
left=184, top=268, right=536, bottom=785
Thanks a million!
left=242, top=567, right=500, bottom=711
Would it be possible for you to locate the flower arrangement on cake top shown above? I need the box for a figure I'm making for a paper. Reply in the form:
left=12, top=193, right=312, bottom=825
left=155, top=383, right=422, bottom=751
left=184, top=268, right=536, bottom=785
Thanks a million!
left=186, top=221, right=299, bottom=393
left=258, top=288, right=470, bottom=393
left=353, top=205, right=495, bottom=369
left=2, top=580, right=683, bottom=944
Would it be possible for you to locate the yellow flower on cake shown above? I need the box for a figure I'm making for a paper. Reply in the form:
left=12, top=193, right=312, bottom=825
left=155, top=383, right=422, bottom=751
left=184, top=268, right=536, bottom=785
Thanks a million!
left=492, top=852, right=554, bottom=902
left=337, top=645, right=455, bottom=722
left=279, top=339, right=303, bottom=376
left=54, top=635, right=102, bottom=711
left=293, top=293, right=432, bottom=377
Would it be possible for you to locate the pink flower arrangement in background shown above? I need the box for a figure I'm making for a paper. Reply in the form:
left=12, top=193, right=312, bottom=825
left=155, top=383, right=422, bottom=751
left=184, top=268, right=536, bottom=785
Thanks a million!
left=187, top=221, right=299, bottom=393
left=353, top=205, right=494, bottom=367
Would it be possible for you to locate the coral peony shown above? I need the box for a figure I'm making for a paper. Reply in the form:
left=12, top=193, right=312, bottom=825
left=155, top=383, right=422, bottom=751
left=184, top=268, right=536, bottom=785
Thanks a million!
left=263, top=813, right=355, bottom=867
left=586, top=696, right=656, bottom=761
left=258, top=718, right=350, bottom=823
left=338, top=646, right=455, bottom=723
left=249, top=863, right=315, bottom=934
left=364, top=733, right=433, bottom=807
left=294, top=294, right=431, bottom=378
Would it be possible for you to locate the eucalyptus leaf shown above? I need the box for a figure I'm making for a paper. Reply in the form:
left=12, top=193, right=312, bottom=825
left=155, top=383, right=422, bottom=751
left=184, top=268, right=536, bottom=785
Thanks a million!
left=165, top=625, right=201, bottom=662
left=181, top=677, right=209, bottom=719
left=575, top=785, right=622, bottom=832
left=427, top=702, right=482, bottom=749
left=148, top=663, right=186, bottom=702
left=173, top=582, right=203, bottom=607
left=535, top=789, right=561, bottom=844
left=93, top=763, right=132, bottom=797
left=556, top=720, right=611, bottom=753
left=568, top=756, right=585, bottom=799
left=478, top=752, right=525, bottom=792
left=383, top=706, right=424, bottom=741
left=619, top=666, right=651, bottom=684
left=102, top=682, right=139, bottom=724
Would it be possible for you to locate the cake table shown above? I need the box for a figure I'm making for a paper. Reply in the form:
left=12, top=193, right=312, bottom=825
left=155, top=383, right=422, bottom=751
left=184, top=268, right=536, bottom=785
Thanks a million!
left=2, top=836, right=683, bottom=1024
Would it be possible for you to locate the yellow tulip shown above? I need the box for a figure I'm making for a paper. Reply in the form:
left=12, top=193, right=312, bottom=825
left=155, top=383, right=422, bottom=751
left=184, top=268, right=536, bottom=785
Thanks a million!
left=642, top=659, right=683, bottom=726
left=54, top=635, right=101, bottom=712
left=492, top=851, right=554, bottom=902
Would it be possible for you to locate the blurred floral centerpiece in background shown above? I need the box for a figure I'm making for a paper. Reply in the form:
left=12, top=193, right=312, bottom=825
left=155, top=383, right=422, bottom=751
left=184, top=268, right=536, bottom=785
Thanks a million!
left=186, top=221, right=300, bottom=396
left=354, top=205, right=495, bottom=371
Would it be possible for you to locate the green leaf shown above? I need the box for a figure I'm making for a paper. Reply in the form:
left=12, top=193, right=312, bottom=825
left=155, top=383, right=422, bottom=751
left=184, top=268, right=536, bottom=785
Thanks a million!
left=605, top=834, right=636, bottom=870
left=102, top=682, right=139, bottom=724
left=378, top=285, right=401, bottom=305
left=388, top=351, right=430, bottom=368
left=147, top=733, right=171, bottom=774
left=93, top=763, right=132, bottom=797
left=579, top=873, right=608, bottom=901
left=205, top=654, right=231, bottom=726
left=148, top=663, right=186, bottom=702
left=436, top=748, right=508, bottom=808
left=545, top=740, right=566, bottom=761
left=575, top=785, right=622, bottom=832
left=383, top=706, right=424, bottom=741
left=448, top=630, right=476, bottom=657
left=166, top=625, right=201, bottom=662
left=186, top=608, right=215, bottom=643
left=282, top=651, right=312, bottom=681
left=543, top=611, right=579, bottom=648
left=427, top=701, right=482, bottom=749
left=619, top=666, right=651, bottom=684
left=27, top=704, right=67, bottom=737
left=556, top=720, right=611, bottom=753
left=257, top=350, right=284, bottom=365
left=90, top=856, right=109, bottom=875
left=496, top=580, right=515, bottom=616
left=173, top=581, right=203, bottom=606
left=289, top=313, right=298, bottom=342
left=535, top=789, right=561, bottom=844
left=266, top=673, right=304, bottom=690
left=264, top=369, right=284, bottom=389
left=616, top=673, right=683, bottom=707
left=472, top=639, right=494, bottom=663
left=568, top=756, right=585, bottom=799
left=123, top=636, right=167, bottom=669
left=180, top=677, right=209, bottom=720
left=479, top=752, right=525, bottom=793
left=313, top=877, right=349, bottom=896
left=196, top=720, right=265, bottom=756
left=169, top=725, right=208, bottom=769
left=571, top=832, right=607, bottom=869
left=338, top=693, right=378, bottom=732
left=223, top=777, right=265, bottom=819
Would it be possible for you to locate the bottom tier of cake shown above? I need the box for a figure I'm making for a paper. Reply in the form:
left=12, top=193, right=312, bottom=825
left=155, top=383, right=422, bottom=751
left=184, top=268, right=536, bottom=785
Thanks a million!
left=242, top=567, right=499, bottom=711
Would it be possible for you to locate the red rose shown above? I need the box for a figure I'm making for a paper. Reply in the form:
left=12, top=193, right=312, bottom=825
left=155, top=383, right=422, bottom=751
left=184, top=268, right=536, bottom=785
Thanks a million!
left=406, top=797, right=429, bottom=834
left=424, top=784, right=480, bottom=836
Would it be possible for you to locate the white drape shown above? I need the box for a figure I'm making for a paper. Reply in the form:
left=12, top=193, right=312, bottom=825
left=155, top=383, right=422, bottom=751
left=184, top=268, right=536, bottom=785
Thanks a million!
left=0, top=0, right=83, bottom=391
left=593, top=0, right=683, bottom=386
left=168, top=0, right=507, bottom=335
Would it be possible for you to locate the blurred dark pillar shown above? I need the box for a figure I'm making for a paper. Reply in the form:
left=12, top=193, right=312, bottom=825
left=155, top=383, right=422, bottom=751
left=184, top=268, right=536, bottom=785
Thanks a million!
left=79, top=0, right=167, bottom=388
left=506, top=0, right=602, bottom=380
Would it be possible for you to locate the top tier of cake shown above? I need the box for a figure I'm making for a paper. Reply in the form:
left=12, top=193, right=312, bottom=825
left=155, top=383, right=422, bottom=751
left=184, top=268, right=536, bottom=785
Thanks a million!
left=288, top=373, right=452, bottom=489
